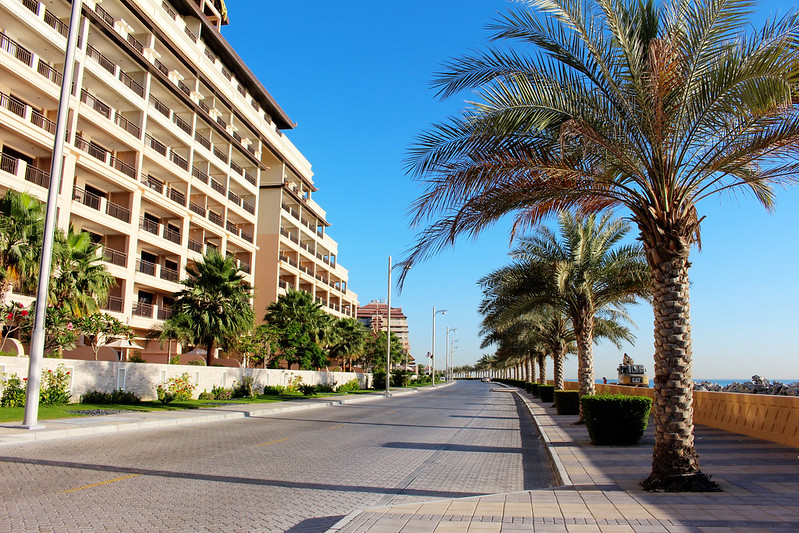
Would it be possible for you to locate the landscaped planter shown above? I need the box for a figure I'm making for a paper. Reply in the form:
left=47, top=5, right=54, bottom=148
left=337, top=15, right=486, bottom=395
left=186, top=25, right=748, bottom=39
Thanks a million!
left=538, top=384, right=555, bottom=403
left=553, top=390, right=580, bottom=415
left=581, top=394, right=652, bottom=445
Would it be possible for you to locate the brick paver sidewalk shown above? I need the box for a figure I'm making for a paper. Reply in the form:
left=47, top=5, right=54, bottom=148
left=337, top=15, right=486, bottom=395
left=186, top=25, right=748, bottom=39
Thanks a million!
left=332, top=386, right=799, bottom=532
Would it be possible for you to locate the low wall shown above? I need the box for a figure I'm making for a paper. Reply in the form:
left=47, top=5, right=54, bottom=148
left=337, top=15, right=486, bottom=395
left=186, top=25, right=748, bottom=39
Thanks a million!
left=0, top=356, right=369, bottom=402
left=552, top=380, right=799, bottom=448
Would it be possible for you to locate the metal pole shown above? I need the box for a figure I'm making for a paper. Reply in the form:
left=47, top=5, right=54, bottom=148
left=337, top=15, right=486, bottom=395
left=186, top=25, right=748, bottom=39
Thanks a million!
left=386, top=256, right=391, bottom=395
left=22, top=0, right=83, bottom=430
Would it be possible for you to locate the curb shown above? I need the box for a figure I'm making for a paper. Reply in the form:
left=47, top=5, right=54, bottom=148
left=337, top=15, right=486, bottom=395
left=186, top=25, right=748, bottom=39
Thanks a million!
left=0, top=382, right=455, bottom=446
left=513, top=390, right=573, bottom=488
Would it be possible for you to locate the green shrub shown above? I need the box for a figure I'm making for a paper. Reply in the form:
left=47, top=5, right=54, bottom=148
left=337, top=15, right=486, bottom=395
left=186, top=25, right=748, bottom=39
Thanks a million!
left=186, top=359, right=206, bottom=366
left=1, top=373, right=26, bottom=407
left=210, top=385, right=232, bottom=400
left=198, top=390, right=213, bottom=400
left=538, top=384, right=555, bottom=403
left=372, top=371, right=386, bottom=390
left=337, top=379, right=359, bottom=393
left=169, top=355, right=181, bottom=365
left=581, top=394, right=653, bottom=445
left=40, top=365, right=71, bottom=405
left=316, top=382, right=336, bottom=393
left=233, top=376, right=256, bottom=398
left=263, top=385, right=285, bottom=395
left=553, top=390, right=580, bottom=415
left=298, top=383, right=316, bottom=396
left=525, top=382, right=539, bottom=396
left=391, top=370, right=411, bottom=387
left=81, top=389, right=141, bottom=404
left=157, top=373, right=196, bottom=403
left=127, top=354, right=145, bottom=363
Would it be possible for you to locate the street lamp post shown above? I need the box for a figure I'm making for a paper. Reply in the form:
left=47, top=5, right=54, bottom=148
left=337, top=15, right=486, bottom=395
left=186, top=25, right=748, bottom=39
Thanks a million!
left=22, top=0, right=83, bottom=430
left=450, top=338, right=459, bottom=382
left=445, top=327, right=457, bottom=383
left=431, top=307, right=446, bottom=386
left=386, top=256, right=392, bottom=395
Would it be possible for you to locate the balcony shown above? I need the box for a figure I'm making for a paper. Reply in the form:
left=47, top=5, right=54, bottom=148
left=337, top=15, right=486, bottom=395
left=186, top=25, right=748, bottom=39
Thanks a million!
left=103, top=295, right=124, bottom=313
left=0, top=30, right=33, bottom=67
left=72, top=186, right=132, bottom=223
left=207, top=211, right=223, bottom=227
left=160, top=265, right=179, bottom=282
left=187, top=238, right=203, bottom=253
left=132, top=301, right=153, bottom=318
left=189, top=201, right=206, bottom=216
left=74, top=135, right=136, bottom=178
left=136, top=258, right=156, bottom=276
left=103, top=248, right=127, bottom=267
left=210, top=178, right=226, bottom=196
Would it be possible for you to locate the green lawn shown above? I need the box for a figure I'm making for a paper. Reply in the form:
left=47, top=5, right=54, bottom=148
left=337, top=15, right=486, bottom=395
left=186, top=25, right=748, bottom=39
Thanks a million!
left=0, top=384, right=433, bottom=424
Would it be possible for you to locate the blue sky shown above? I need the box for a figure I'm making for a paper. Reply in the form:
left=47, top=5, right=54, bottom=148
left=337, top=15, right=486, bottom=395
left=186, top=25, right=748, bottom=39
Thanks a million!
left=223, top=0, right=799, bottom=381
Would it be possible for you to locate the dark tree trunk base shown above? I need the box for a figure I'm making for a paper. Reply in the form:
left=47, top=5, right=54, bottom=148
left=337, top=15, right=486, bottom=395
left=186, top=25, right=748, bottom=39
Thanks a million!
left=641, top=471, right=721, bottom=492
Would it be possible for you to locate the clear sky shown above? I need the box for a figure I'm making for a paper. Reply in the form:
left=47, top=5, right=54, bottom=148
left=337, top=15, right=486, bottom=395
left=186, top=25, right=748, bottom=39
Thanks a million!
left=223, top=0, right=799, bottom=382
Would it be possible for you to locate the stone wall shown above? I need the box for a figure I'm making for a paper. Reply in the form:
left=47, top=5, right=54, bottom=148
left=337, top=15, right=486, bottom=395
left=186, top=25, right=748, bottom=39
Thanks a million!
left=553, top=380, right=799, bottom=448
left=0, top=356, right=369, bottom=402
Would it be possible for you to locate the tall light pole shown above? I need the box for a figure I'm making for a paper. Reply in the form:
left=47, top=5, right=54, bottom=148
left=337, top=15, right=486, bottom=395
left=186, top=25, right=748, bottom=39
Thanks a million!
left=386, top=256, right=392, bottom=395
left=23, top=0, right=83, bottom=430
left=431, top=307, right=446, bottom=386
left=450, top=338, right=459, bottom=381
left=445, top=327, right=457, bottom=383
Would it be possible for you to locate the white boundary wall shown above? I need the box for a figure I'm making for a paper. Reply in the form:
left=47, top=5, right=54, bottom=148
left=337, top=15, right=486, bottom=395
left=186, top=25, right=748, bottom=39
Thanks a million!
left=0, top=356, right=370, bottom=402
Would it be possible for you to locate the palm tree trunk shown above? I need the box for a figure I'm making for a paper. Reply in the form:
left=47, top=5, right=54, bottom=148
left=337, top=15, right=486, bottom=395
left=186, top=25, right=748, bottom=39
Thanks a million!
left=538, top=354, right=546, bottom=384
left=642, top=255, right=714, bottom=491
left=553, top=348, right=565, bottom=390
left=574, top=310, right=596, bottom=397
left=528, top=354, right=536, bottom=384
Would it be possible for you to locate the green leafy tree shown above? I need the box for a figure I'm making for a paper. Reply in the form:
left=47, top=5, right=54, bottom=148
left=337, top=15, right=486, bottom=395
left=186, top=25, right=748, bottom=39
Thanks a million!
left=165, top=251, right=254, bottom=366
left=22, top=306, right=77, bottom=357
left=264, top=289, right=332, bottom=370
left=403, top=0, right=799, bottom=489
left=237, top=324, right=279, bottom=368
left=74, top=312, right=132, bottom=360
left=361, top=331, right=404, bottom=372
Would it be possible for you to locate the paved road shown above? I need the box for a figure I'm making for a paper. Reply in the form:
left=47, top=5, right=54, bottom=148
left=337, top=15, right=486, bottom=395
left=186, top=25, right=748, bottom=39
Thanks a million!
left=0, top=381, right=553, bottom=532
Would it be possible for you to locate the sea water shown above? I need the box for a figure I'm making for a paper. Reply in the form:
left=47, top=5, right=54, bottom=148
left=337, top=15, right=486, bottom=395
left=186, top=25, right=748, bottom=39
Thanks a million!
left=598, top=378, right=799, bottom=387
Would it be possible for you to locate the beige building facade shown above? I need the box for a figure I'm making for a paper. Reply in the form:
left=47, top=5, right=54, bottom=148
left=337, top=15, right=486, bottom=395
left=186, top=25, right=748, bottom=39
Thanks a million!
left=0, top=0, right=356, bottom=357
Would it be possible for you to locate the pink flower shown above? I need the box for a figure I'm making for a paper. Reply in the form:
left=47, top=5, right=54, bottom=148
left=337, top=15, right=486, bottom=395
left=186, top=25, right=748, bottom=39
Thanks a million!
left=20, top=310, right=28, bottom=317
left=66, top=322, right=74, bottom=331
left=6, top=313, right=12, bottom=320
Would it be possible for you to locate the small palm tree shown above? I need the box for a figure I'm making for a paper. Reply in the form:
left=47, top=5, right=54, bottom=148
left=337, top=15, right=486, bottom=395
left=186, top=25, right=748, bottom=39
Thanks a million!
left=50, top=227, right=115, bottom=317
left=167, top=251, right=253, bottom=366
left=328, top=317, right=370, bottom=371
left=0, top=190, right=45, bottom=296
left=264, top=288, right=331, bottom=369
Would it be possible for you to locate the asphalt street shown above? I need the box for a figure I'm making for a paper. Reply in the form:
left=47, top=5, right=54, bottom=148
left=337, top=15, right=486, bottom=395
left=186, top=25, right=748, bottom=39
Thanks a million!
left=0, top=381, right=554, bottom=532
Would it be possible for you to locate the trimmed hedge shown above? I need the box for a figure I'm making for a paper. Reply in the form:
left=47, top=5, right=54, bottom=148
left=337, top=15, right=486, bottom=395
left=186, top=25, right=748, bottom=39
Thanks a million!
left=538, top=384, right=555, bottom=403
left=553, top=390, right=580, bottom=415
left=526, top=382, right=539, bottom=396
left=581, top=394, right=653, bottom=445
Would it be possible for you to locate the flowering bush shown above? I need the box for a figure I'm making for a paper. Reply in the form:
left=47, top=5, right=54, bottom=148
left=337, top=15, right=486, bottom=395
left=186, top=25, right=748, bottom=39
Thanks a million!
left=156, top=373, right=196, bottom=404
left=198, top=385, right=233, bottom=400
left=232, top=376, right=256, bottom=398
left=1, top=372, right=26, bottom=407
left=0, top=301, right=29, bottom=352
left=39, top=365, right=71, bottom=405
left=286, top=374, right=303, bottom=393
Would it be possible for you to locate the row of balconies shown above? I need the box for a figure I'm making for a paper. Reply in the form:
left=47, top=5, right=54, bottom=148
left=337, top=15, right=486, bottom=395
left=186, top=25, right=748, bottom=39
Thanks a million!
left=278, top=227, right=337, bottom=268
left=278, top=254, right=347, bottom=295
left=88, top=1, right=261, bottom=162
left=276, top=282, right=353, bottom=317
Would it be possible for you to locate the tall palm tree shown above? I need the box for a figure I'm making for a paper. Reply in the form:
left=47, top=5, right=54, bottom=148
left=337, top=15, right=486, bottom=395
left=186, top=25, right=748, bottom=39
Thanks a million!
left=328, top=317, right=370, bottom=371
left=167, top=251, right=253, bottom=366
left=403, top=0, right=799, bottom=490
left=50, top=227, right=115, bottom=317
left=480, top=213, right=648, bottom=399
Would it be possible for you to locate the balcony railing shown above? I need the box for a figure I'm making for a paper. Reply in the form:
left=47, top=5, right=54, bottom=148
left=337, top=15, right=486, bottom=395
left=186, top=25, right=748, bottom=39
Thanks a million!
left=0, top=153, right=18, bottom=175
left=136, top=259, right=156, bottom=276
left=173, top=113, right=191, bottom=134
left=230, top=161, right=243, bottom=175
left=81, top=89, right=111, bottom=118
left=114, top=112, right=140, bottom=138
left=245, top=171, right=256, bottom=186
left=168, top=187, right=186, bottom=206
left=208, top=211, right=223, bottom=227
left=103, top=248, right=127, bottom=267
left=149, top=96, right=170, bottom=118
left=212, top=145, right=227, bottom=163
left=242, top=200, right=255, bottom=215
left=140, top=216, right=160, bottom=235
left=160, top=265, right=179, bottom=282
left=228, top=191, right=241, bottom=206
left=44, top=9, right=69, bottom=38
left=192, top=166, right=209, bottom=185
left=226, top=221, right=238, bottom=234
left=127, top=34, right=144, bottom=54
left=0, top=31, right=33, bottom=66
left=0, top=92, right=26, bottom=117
left=133, top=301, right=153, bottom=318
left=189, top=201, right=206, bottom=216
left=145, top=134, right=167, bottom=156
left=106, top=200, right=131, bottom=222
left=119, top=70, right=144, bottom=98
left=73, top=186, right=102, bottom=211
left=30, top=110, right=56, bottom=134
left=188, top=238, right=203, bottom=253
left=157, top=306, right=173, bottom=320
left=142, top=174, right=164, bottom=194
left=22, top=0, right=38, bottom=15
left=240, top=231, right=253, bottom=243
left=163, top=226, right=181, bottom=244
left=170, top=151, right=189, bottom=171
left=94, top=3, right=115, bottom=27
left=86, top=44, right=115, bottom=75
left=195, top=132, right=211, bottom=150
left=210, top=179, right=225, bottom=196
left=37, top=60, right=62, bottom=85
left=103, top=295, right=124, bottom=313
left=25, top=165, right=50, bottom=188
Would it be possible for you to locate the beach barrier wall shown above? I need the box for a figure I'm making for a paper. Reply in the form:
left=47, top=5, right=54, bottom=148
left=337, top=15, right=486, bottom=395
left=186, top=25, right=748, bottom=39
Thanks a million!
left=553, top=380, right=799, bottom=448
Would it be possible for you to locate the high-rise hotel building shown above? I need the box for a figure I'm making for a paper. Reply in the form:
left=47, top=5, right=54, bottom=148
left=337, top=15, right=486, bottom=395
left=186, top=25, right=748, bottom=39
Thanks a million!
left=0, top=0, right=358, bottom=350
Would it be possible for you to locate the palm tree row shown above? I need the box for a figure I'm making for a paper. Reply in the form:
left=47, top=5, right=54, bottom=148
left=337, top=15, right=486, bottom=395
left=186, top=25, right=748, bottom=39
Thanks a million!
left=479, top=212, right=647, bottom=394
left=403, top=0, right=799, bottom=490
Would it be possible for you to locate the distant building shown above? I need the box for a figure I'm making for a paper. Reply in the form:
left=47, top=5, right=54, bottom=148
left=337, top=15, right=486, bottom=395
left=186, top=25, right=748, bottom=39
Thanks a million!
left=357, top=300, right=414, bottom=367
